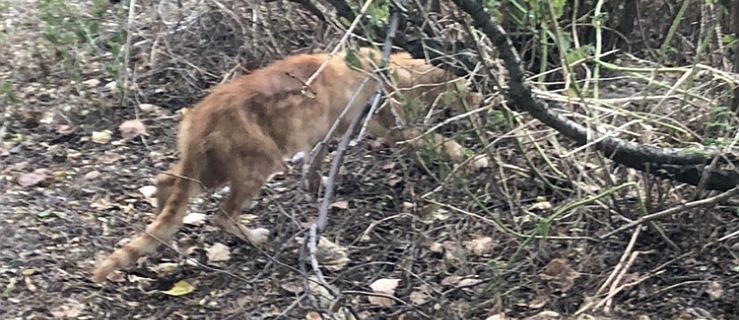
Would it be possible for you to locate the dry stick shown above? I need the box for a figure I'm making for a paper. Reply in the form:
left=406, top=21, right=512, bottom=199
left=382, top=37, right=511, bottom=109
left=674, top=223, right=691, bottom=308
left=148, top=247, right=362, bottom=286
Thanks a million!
left=301, top=9, right=401, bottom=314
left=576, top=226, right=641, bottom=315
left=120, top=0, right=137, bottom=111
left=601, top=251, right=642, bottom=312
left=601, top=186, right=739, bottom=238
left=302, top=76, right=372, bottom=190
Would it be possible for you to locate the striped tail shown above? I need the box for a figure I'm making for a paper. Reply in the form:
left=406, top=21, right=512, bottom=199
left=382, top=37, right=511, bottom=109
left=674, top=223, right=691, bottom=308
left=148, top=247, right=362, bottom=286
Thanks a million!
left=91, top=167, right=195, bottom=283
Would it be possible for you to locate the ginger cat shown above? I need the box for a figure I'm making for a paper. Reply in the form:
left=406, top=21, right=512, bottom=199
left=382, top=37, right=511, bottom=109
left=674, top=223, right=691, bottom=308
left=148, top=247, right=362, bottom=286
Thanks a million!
left=91, top=47, right=484, bottom=283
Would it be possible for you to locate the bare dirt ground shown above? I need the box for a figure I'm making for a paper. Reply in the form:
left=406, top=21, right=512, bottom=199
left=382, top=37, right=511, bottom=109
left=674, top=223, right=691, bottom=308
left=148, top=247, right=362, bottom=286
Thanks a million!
left=1, top=1, right=737, bottom=319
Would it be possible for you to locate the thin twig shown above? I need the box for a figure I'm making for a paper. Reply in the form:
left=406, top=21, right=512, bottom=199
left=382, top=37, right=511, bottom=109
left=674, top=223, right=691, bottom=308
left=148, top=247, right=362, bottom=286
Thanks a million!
left=601, top=186, right=739, bottom=238
left=301, top=7, right=401, bottom=314
left=121, top=0, right=137, bottom=111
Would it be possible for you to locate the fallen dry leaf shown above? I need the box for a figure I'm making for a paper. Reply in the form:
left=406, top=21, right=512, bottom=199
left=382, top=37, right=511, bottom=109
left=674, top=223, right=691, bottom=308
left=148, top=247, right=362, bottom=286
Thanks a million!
left=161, top=280, right=195, bottom=296
left=540, top=258, right=580, bottom=292
left=91, top=130, right=112, bottom=144
left=470, top=155, right=490, bottom=169
left=409, top=288, right=430, bottom=305
left=138, top=103, right=162, bottom=114
left=56, top=125, right=75, bottom=135
left=311, top=236, right=350, bottom=271
left=530, top=199, right=553, bottom=211
left=329, top=200, right=349, bottom=209
left=368, top=278, right=400, bottom=307
left=441, top=275, right=461, bottom=286
left=281, top=282, right=303, bottom=295
left=463, top=236, right=494, bottom=256
left=119, top=119, right=147, bottom=140
left=429, top=242, right=444, bottom=253
left=98, top=151, right=123, bottom=164
left=17, top=170, right=48, bottom=187
left=155, top=262, right=179, bottom=276
left=83, top=170, right=101, bottom=180
left=183, top=213, right=207, bottom=225
left=206, top=242, right=231, bottom=263
left=21, top=268, right=37, bottom=292
left=459, top=278, right=483, bottom=287
left=705, top=281, right=723, bottom=300
left=523, top=310, right=561, bottom=320
left=82, top=78, right=100, bottom=87
left=138, top=185, right=157, bottom=198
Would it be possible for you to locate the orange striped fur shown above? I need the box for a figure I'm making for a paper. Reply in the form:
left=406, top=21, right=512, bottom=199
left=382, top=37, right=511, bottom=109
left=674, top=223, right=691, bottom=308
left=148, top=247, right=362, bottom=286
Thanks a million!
left=91, top=47, right=484, bottom=283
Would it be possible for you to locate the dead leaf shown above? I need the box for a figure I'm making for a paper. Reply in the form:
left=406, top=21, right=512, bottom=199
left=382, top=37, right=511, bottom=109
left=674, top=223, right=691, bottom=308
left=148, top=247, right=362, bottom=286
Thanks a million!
left=463, top=236, right=494, bottom=256
left=56, top=125, right=75, bottom=135
left=459, top=278, right=483, bottom=287
left=138, top=185, right=157, bottom=198
left=540, top=258, right=580, bottom=292
left=138, top=104, right=161, bottom=114
left=429, top=242, right=444, bottom=253
left=23, top=273, right=36, bottom=292
left=471, top=155, right=490, bottom=169
left=155, top=263, right=179, bottom=276
left=530, top=201, right=552, bottom=211
left=305, top=236, right=349, bottom=271
left=441, top=275, right=461, bottom=286
left=281, top=282, right=303, bottom=294
left=705, top=281, right=723, bottom=300
left=329, top=200, right=349, bottom=209
left=91, top=130, right=112, bottom=144
left=206, top=242, right=231, bottom=263
left=161, top=280, right=195, bottom=296
left=368, top=278, right=400, bottom=307
left=524, top=310, right=561, bottom=320
left=409, top=289, right=429, bottom=305
left=183, top=213, right=207, bottom=225
left=83, top=170, right=101, bottom=180
left=485, top=315, right=508, bottom=320
left=98, top=151, right=123, bottom=164
left=82, top=79, right=101, bottom=87
left=17, top=170, right=48, bottom=187
left=119, top=119, right=147, bottom=140
left=305, top=311, right=321, bottom=320
left=530, top=197, right=553, bottom=211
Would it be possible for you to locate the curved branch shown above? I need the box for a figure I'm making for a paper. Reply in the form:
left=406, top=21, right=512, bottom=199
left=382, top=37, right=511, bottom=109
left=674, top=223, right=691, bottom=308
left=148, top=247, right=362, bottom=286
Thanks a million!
left=450, top=0, right=739, bottom=191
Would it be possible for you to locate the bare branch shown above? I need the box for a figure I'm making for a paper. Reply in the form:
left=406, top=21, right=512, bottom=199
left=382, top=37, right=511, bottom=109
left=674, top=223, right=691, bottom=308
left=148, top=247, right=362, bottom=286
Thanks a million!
left=601, top=186, right=739, bottom=238
left=450, top=0, right=739, bottom=191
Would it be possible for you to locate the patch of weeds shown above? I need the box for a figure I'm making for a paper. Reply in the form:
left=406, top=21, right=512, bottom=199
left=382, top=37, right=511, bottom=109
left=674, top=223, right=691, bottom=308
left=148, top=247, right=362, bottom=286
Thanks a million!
left=0, top=80, right=17, bottom=104
left=36, top=0, right=127, bottom=82
left=703, top=105, right=738, bottom=147
left=400, top=96, right=425, bottom=124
